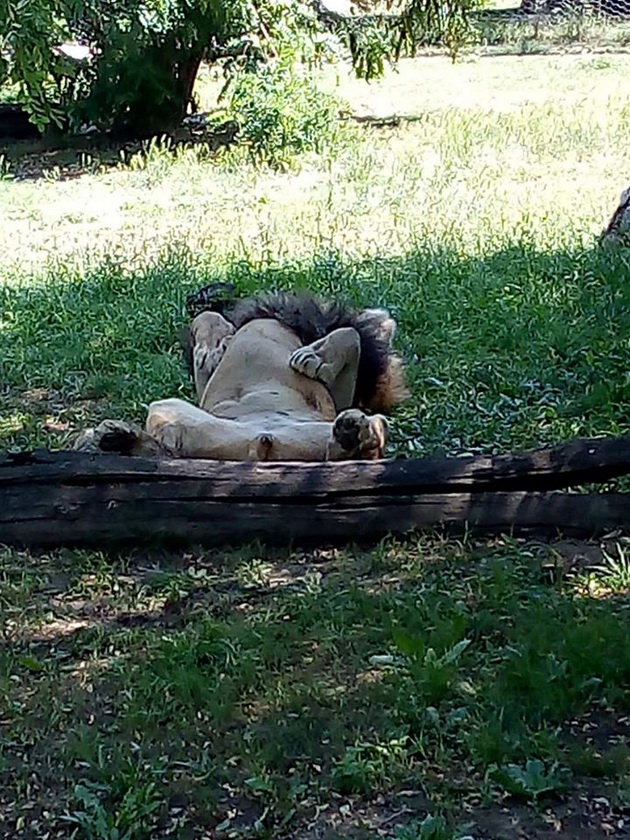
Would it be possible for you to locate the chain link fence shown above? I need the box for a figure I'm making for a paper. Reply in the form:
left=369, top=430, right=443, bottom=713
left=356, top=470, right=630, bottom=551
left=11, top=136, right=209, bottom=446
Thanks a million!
left=520, top=0, right=630, bottom=14
left=472, top=0, right=630, bottom=53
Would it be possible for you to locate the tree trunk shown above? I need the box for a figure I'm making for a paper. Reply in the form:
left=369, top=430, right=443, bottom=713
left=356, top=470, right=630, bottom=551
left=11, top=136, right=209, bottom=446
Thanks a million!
left=177, top=53, right=203, bottom=119
left=110, top=45, right=204, bottom=138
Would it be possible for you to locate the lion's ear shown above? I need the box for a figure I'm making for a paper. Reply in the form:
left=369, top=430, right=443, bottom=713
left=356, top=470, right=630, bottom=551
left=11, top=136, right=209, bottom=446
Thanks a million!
left=356, top=308, right=397, bottom=346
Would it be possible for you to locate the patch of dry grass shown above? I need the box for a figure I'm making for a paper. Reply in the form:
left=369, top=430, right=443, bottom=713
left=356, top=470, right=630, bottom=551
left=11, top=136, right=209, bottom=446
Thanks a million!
left=2, top=54, right=630, bottom=275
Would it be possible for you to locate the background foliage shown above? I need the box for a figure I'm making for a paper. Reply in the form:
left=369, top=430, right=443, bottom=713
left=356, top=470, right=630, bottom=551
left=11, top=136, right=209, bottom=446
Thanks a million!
left=0, top=0, right=481, bottom=137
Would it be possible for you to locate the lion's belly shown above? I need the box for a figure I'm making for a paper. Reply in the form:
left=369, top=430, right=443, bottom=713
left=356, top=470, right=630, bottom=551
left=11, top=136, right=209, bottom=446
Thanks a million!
left=210, top=388, right=335, bottom=420
left=200, top=319, right=337, bottom=421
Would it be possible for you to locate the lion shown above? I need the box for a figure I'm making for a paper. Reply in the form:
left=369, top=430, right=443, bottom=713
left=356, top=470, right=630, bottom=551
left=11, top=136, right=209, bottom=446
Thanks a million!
left=74, top=288, right=408, bottom=462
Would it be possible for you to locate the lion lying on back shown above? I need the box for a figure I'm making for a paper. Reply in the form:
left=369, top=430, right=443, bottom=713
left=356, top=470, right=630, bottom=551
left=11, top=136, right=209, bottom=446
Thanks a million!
left=74, top=289, right=408, bottom=462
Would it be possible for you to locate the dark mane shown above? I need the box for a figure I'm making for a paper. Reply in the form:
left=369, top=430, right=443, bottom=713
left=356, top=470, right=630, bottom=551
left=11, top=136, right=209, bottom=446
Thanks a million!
left=229, top=291, right=395, bottom=411
left=183, top=287, right=407, bottom=413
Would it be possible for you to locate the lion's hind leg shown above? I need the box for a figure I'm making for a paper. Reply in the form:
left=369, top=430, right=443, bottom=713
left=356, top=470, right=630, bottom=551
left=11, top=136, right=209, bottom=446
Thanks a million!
left=190, top=311, right=235, bottom=404
left=289, top=327, right=360, bottom=410
left=146, top=398, right=257, bottom=460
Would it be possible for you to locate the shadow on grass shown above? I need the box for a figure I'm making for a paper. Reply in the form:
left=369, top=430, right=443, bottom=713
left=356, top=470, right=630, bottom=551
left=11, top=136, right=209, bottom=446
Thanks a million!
left=3, top=241, right=630, bottom=836
left=0, top=536, right=629, bottom=838
left=1, top=239, right=630, bottom=457
left=0, top=120, right=239, bottom=180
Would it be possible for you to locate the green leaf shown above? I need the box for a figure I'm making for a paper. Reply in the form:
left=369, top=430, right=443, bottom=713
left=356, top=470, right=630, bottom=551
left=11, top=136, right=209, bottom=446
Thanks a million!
left=392, top=625, right=426, bottom=660
left=488, top=760, right=571, bottom=801
left=18, top=655, right=44, bottom=671
left=441, top=638, right=472, bottom=665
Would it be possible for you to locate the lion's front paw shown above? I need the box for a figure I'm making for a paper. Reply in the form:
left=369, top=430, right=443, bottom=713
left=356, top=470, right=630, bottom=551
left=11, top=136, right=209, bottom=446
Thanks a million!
left=333, top=409, right=388, bottom=459
left=193, top=333, right=233, bottom=377
left=289, top=346, right=324, bottom=380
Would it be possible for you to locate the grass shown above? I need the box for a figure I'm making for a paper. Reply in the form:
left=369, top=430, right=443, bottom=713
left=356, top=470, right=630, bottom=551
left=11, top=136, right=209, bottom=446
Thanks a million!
left=1, top=538, right=630, bottom=838
left=2, top=242, right=630, bottom=457
left=2, top=51, right=630, bottom=837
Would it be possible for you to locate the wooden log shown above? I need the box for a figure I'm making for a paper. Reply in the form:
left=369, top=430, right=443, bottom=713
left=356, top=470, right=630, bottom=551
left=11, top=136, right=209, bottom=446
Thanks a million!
left=1, top=483, right=630, bottom=547
left=1, top=436, right=630, bottom=548
left=2, top=435, right=630, bottom=494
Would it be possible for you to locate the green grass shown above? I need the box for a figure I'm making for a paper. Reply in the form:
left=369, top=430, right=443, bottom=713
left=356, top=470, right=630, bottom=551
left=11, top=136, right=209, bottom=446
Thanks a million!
left=2, top=53, right=630, bottom=837
left=1, top=539, right=629, bottom=837
left=2, top=242, right=630, bottom=456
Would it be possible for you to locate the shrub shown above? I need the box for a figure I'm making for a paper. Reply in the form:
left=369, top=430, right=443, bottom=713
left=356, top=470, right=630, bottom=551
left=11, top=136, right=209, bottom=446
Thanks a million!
left=228, top=61, right=343, bottom=168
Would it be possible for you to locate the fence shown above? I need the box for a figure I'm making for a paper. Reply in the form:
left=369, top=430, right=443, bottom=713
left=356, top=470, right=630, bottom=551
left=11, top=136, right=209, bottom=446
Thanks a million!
left=472, top=0, right=630, bottom=52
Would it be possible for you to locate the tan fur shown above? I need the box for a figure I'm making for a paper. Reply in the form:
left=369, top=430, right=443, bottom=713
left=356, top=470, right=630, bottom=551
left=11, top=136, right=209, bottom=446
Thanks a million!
left=370, top=356, right=410, bottom=414
left=74, top=304, right=406, bottom=463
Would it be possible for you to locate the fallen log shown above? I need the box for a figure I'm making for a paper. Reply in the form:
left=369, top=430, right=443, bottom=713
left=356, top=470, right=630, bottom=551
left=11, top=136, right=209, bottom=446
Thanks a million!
left=339, top=111, right=426, bottom=129
left=2, top=436, right=630, bottom=548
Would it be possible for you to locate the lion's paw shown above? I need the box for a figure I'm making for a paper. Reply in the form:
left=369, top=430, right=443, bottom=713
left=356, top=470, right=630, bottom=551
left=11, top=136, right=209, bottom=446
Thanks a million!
left=333, top=409, right=388, bottom=459
left=72, top=419, right=170, bottom=457
left=289, top=346, right=324, bottom=380
left=193, top=333, right=233, bottom=377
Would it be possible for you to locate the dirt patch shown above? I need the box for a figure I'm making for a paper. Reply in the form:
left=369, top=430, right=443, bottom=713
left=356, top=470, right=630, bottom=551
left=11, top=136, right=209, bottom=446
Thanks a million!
left=473, top=780, right=629, bottom=839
